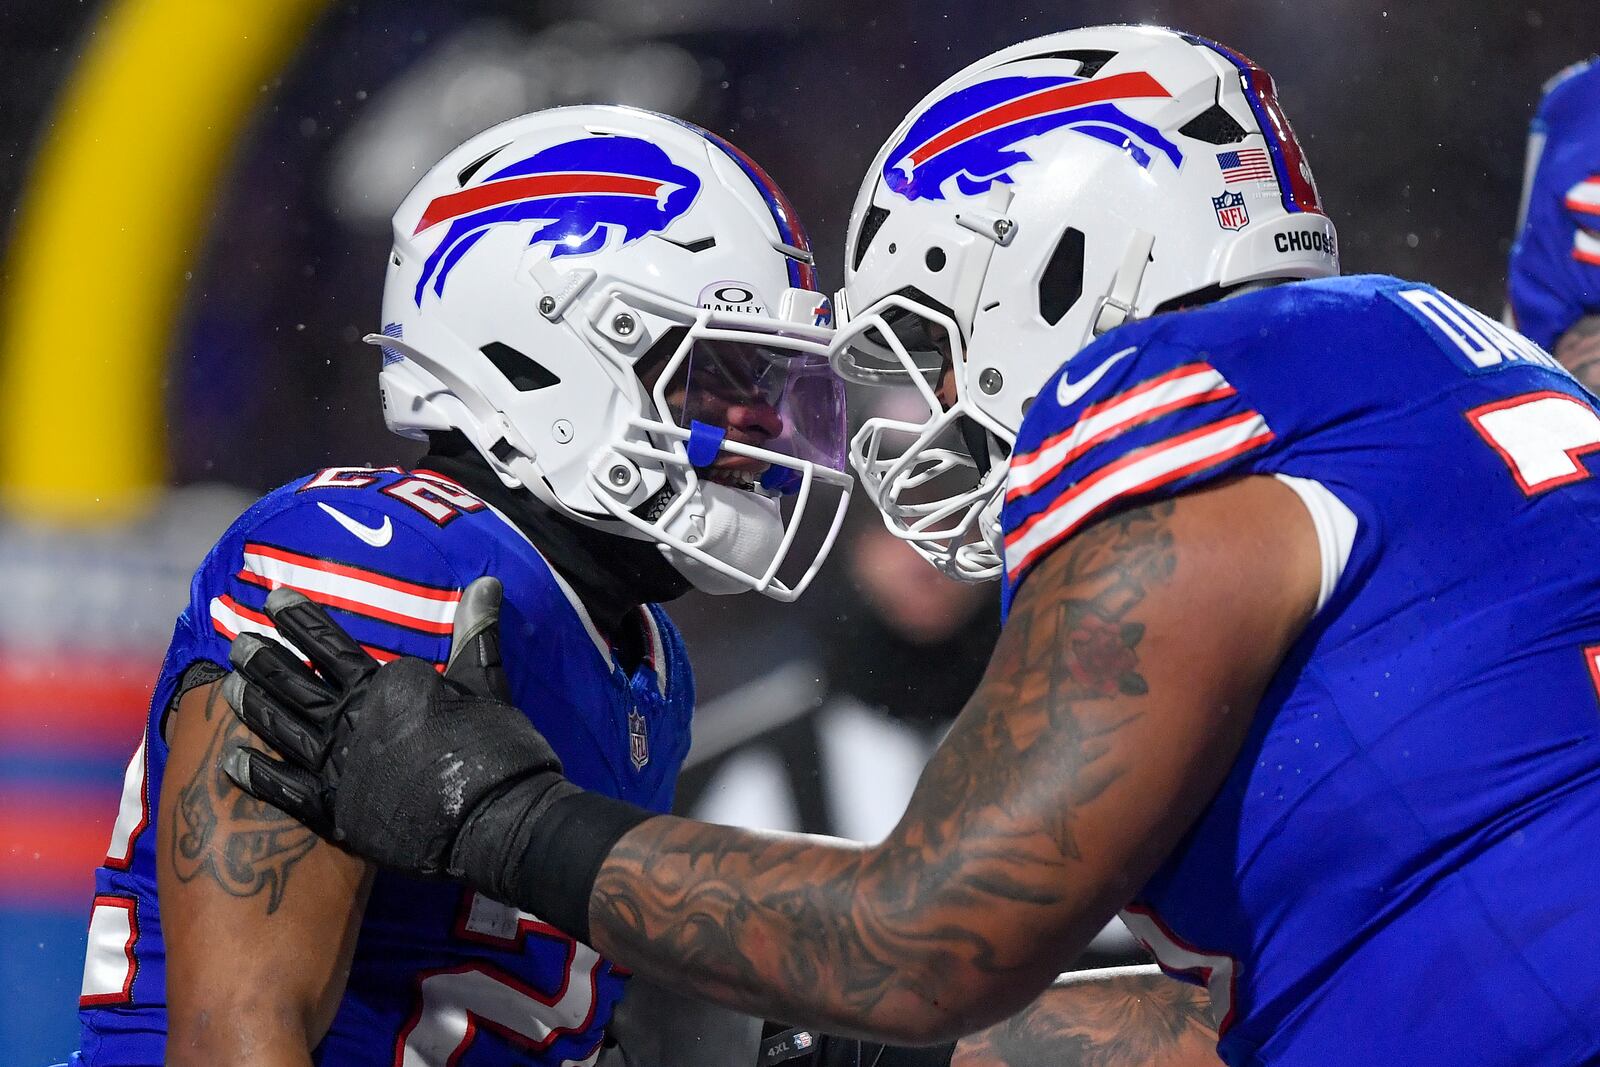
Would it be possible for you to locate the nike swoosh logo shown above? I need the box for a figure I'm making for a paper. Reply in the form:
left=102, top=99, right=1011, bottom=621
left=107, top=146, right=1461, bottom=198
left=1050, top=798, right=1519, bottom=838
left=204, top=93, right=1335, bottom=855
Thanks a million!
left=1055, top=346, right=1137, bottom=408
left=317, top=502, right=393, bottom=548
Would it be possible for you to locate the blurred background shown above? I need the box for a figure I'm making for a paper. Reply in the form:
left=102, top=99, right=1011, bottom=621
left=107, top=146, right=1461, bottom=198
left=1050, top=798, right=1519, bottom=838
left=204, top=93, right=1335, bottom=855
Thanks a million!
left=0, top=0, right=1590, bottom=1059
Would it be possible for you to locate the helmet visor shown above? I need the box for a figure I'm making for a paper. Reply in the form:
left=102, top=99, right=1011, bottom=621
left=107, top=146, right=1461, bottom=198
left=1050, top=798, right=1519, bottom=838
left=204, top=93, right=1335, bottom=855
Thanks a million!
left=645, top=334, right=847, bottom=496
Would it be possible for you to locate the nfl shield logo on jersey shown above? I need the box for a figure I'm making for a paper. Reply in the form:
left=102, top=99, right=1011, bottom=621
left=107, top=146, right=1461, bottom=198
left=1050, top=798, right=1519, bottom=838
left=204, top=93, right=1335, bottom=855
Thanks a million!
left=1213, top=190, right=1250, bottom=231
left=629, top=708, right=650, bottom=770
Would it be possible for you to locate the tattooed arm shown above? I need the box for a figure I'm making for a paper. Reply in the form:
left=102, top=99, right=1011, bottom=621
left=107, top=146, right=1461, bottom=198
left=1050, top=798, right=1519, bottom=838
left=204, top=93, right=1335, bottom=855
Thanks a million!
left=586, top=476, right=1319, bottom=1043
left=158, top=677, right=372, bottom=1066
left=1556, top=314, right=1600, bottom=392
left=952, top=966, right=1218, bottom=1067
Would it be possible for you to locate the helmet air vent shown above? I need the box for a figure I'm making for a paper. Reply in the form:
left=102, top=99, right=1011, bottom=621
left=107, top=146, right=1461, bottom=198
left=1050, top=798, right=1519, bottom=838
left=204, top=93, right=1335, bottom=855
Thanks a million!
left=1038, top=226, right=1086, bottom=326
left=657, top=234, right=718, bottom=253
left=1024, top=49, right=1118, bottom=78
left=852, top=206, right=891, bottom=271
left=455, top=144, right=508, bottom=187
left=1179, top=105, right=1247, bottom=145
left=481, top=341, right=561, bottom=391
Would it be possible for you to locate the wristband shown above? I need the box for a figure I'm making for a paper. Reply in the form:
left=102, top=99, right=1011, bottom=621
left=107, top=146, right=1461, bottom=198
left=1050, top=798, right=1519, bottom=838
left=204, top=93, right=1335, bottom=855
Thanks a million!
left=509, top=786, right=656, bottom=943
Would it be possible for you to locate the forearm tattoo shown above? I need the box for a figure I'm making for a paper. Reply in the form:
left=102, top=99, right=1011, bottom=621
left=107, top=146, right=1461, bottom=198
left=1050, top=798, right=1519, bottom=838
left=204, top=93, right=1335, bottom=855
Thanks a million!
left=954, top=972, right=1217, bottom=1067
left=1557, top=314, right=1600, bottom=392
left=170, top=682, right=317, bottom=914
left=591, top=503, right=1178, bottom=1036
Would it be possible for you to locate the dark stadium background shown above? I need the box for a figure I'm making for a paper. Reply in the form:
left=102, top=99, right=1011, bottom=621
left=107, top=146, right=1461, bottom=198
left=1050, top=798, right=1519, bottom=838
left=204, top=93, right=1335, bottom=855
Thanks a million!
left=0, top=0, right=1589, bottom=1060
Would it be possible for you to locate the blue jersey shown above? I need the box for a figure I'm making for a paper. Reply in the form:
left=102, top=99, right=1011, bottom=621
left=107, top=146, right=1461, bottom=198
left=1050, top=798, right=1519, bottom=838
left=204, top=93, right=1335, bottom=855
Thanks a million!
left=76, top=465, right=695, bottom=1066
left=1002, top=276, right=1600, bottom=1066
left=1508, top=57, right=1600, bottom=350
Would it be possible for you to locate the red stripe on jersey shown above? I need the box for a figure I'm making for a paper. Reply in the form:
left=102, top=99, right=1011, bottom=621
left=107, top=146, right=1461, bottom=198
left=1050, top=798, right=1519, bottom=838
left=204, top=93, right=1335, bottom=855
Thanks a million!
left=1008, top=383, right=1239, bottom=500
left=241, top=542, right=460, bottom=602
left=1007, top=410, right=1265, bottom=544
left=1564, top=178, right=1600, bottom=217
left=1013, top=363, right=1218, bottom=466
left=211, top=595, right=438, bottom=670
left=1005, top=413, right=1273, bottom=579
left=236, top=567, right=455, bottom=636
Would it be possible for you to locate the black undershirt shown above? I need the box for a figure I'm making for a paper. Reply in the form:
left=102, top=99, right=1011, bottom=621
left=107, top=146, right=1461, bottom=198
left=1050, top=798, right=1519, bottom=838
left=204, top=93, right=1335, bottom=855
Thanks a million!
left=419, top=432, right=691, bottom=671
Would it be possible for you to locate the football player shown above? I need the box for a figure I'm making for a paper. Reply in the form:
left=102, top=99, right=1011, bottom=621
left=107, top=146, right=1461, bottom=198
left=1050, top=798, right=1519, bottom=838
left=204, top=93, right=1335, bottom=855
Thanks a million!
left=222, top=26, right=1600, bottom=1066
left=1508, top=56, right=1600, bottom=388
left=70, top=106, right=850, bottom=1066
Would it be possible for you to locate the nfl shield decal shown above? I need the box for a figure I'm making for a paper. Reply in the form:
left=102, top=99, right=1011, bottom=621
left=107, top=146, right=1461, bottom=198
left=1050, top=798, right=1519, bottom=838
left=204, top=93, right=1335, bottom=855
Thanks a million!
left=629, top=708, right=650, bottom=770
left=1213, top=190, right=1249, bottom=231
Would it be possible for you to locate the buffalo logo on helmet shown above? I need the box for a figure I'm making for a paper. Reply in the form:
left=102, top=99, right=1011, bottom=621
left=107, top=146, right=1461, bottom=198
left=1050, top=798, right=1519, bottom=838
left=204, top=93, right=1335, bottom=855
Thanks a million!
left=411, top=136, right=702, bottom=303
left=882, top=72, right=1183, bottom=202
left=811, top=294, right=833, bottom=327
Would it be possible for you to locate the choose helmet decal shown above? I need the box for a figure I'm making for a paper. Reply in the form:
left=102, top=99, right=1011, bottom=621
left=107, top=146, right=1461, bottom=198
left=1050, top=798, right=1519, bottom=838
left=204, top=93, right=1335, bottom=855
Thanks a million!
left=412, top=135, right=702, bottom=302
left=882, top=71, right=1182, bottom=202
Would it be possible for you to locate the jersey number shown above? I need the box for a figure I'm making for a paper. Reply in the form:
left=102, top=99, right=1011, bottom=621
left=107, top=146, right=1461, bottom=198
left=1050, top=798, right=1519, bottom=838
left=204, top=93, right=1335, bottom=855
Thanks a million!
left=1120, top=904, right=1238, bottom=1035
left=81, top=738, right=150, bottom=1007
left=304, top=466, right=487, bottom=526
left=393, top=892, right=604, bottom=1065
left=1468, top=390, right=1600, bottom=495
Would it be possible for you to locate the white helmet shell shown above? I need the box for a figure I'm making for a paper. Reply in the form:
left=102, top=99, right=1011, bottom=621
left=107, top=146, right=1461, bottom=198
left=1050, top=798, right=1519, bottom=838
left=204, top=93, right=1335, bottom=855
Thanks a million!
left=374, top=105, right=850, bottom=600
left=832, top=26, right=1338, bottom=580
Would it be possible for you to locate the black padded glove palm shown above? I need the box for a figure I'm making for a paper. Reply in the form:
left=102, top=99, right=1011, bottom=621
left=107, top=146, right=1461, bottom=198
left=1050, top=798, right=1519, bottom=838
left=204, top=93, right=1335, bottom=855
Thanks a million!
left=222, top=578, right=574, bottom=900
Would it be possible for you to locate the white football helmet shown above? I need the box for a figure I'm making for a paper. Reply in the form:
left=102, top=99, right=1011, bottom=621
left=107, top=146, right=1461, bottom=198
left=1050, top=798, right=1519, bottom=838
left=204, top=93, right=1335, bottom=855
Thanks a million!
left=831, top=26, right=1340, bottom=581
left=371, top=106, right=851, bottom=600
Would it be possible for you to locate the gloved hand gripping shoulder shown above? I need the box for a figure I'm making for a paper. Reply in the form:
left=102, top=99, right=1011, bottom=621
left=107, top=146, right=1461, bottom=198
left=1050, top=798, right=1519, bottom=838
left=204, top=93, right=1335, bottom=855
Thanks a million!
left=223, top=579, right=652, bottom=940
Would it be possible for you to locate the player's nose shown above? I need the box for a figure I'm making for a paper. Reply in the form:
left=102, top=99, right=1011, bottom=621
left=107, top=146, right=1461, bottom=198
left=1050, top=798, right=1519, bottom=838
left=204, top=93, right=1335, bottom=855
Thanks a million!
left=726, top=397, right=783, bottom=443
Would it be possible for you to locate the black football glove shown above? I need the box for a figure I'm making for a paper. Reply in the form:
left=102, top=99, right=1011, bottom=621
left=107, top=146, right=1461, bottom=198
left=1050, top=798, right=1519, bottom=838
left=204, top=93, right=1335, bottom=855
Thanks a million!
left=221, top=578, right=577, bottom=902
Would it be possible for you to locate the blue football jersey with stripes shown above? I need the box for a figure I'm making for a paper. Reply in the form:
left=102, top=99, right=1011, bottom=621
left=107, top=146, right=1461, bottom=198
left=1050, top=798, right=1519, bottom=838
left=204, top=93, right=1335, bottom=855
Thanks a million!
left=76, top=465, right=695, bottom=1066
left=1508, top=56, right=1600, bottom=350
left=1002, top=275, right=1600, bottom=1066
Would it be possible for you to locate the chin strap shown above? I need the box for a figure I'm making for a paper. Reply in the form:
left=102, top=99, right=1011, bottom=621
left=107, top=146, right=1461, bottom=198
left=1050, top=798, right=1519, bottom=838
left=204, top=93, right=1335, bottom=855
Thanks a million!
left=1092, top=229, right=1155, bottom=336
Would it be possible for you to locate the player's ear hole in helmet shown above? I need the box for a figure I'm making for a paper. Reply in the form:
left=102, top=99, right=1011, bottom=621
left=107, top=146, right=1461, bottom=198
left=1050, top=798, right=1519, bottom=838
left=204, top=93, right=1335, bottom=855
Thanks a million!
left=480, top=342, right=560, bottom=392
left=1038, top=226, right=1086, bottom=326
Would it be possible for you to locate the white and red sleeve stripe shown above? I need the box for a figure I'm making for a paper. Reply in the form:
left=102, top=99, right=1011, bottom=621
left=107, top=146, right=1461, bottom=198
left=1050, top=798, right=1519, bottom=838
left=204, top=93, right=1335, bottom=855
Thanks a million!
left=1573, top=227, right=1600, bottom=267
left=236, top=542, right=460, bottom=635
left=210, top=593, right=427, bottom=668
left=1008, top=362, right=1238, bottom=501
left=1004, top=411, right=1274, bottom=582
left=1566, top=177, right=1600, bottom=265
left=1565, top=175, right=1600, bottom=218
